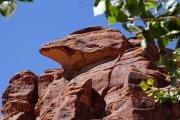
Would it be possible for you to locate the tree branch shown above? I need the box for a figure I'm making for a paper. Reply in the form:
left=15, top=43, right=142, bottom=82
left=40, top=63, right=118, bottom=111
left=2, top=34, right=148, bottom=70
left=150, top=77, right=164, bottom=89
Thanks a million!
left=127, top=15, right=180, bottom=22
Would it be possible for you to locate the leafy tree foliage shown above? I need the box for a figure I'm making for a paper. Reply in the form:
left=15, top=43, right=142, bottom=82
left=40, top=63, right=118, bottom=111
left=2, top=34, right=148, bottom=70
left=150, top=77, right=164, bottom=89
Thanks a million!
left=0, top=0, right=32, bottom=17
left=93, top=0, right=180, bottom=50
left=94, top=0, right=180, bottom=103
left=140, top=49, right=180, bottom=103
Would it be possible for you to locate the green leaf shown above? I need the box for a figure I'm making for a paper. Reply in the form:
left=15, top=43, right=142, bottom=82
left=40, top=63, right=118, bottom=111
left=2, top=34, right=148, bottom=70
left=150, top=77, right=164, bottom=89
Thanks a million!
left=159, top=55, right=170, bottom=67
left=115, top=9, right=128, bottom=22
left=139, top=80, right=150, bottom=91
left=145, top=1, right=157, bottom=10
left=147, top=78, right=155, bottom=86
left=126, top=0, right=145, bottom=16
left=122, top=23, right=143, bottom=33
left=0, top=0, right=16, bottom=17
left=107, top=16, right=117, bottom=24
left=142, top=30, right=154, bottom=43
left=159, top=55, right=176, bottom=73
left=148, top=21, right=168, bottom=39
left=94, top=0, right=101, bottom=6
left=162, top=18, right=180, bottom=31
left=140, top=10, right=154, bottom=19
left=105, top=3, right=127, bottom=23
left=147, top=92, right=153, bottom=97
left=157, top=37, right=170, bottom=50
left=136, top=33, right=144, bottom=38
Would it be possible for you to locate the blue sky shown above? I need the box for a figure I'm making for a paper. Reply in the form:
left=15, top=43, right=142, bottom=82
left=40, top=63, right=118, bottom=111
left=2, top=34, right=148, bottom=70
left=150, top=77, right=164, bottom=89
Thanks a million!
left=0, top=0, right=109, bottom=111
left=0, top=0, right=176, bottom=113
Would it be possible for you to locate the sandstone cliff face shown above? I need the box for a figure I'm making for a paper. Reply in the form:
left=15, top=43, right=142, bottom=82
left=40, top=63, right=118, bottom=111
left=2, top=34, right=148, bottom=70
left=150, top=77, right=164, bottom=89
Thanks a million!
left=2, top=26, right=180, bottom=120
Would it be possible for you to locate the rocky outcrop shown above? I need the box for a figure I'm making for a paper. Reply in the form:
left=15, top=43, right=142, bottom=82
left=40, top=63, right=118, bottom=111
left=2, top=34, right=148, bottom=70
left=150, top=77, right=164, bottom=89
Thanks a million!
left=2, top=26, right=180, bottom=120
left=37, top=69, right=64, bottom=100
left=1, top=71, right=38, bottom=120
left=40, top=26, right=131, bottom=72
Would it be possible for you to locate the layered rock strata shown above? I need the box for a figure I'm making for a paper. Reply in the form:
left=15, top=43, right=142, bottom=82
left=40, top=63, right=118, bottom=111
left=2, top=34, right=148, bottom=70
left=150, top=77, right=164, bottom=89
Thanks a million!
left=2, top=71, right=38, bottom=120
left=2, top=26, right=180, bottom=120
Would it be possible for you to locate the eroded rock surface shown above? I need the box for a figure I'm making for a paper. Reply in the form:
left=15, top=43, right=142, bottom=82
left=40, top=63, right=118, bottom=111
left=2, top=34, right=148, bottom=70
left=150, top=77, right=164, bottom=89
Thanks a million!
left=40, top=26, right=131, bottom=71
left=37, top=68, right=64, bottom=100
left=1, top=70, right=38, bottom=120
left=2, top=26, right=180, bottom=120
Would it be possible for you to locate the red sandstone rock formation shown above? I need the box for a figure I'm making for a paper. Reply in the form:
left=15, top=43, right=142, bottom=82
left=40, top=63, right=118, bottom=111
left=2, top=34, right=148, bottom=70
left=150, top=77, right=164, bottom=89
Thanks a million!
left=1, top=71, right=38, bottom=120
left=1, top=26, right=180, bottom=120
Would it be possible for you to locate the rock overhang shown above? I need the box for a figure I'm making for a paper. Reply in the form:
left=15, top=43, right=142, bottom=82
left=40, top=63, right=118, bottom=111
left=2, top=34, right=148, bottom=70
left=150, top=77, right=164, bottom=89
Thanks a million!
left=39, top=26, right=131, bottom=70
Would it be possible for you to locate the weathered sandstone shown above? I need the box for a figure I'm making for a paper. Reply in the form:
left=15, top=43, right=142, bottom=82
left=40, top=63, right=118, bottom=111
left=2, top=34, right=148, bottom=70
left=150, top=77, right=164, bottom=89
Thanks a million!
left=2, top=26, right=180, bottom=120
left=1, top=70, right=38, bottom=120
left=40, top=26, right=131, bottom=71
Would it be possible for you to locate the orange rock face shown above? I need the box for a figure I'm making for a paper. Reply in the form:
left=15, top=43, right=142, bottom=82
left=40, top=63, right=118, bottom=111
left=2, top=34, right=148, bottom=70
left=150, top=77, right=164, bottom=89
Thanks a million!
left=2, top=26, right=180, bottom=120
left=1, top=70, right=38, bottom=120
left=40, top=26, right=131, bottom=71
